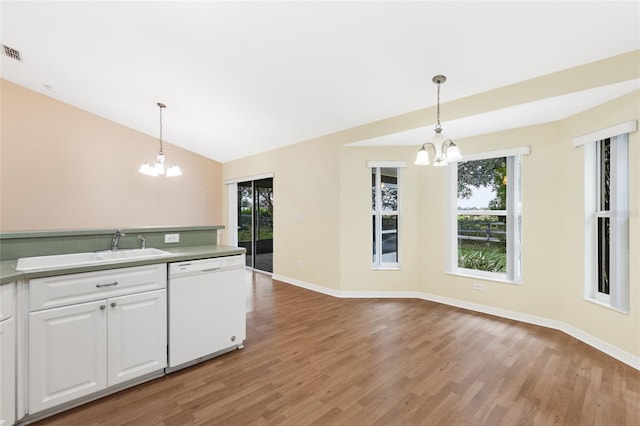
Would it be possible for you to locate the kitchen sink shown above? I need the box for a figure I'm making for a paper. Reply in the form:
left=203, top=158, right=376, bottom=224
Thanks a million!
left=16, top=252, right=104, bottom=271
left=16, top=248, right=171, bottom=271
left=95, top=248, right=170, bottom=261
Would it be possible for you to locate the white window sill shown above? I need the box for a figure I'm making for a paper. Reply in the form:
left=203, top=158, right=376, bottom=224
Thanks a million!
left=372, top=266, right=402, bottom=271
left=583, top=297, right=629, bottom=314
left=445, top=271, right=521, bottom=285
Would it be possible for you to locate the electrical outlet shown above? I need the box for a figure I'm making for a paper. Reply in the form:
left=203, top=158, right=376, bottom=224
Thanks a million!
left=297, top=259, right=304, bottom=269
left=473, top=282, right=484, bottom=290
left=165, top=233, right=180, bottom=243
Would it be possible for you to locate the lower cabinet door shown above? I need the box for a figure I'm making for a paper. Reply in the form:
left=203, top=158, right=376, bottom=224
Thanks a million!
left=107, top=289, right=166, bottom=386
left=29, top=300, right=107, bottom=414
left=0, top=317, right=16, bottom=426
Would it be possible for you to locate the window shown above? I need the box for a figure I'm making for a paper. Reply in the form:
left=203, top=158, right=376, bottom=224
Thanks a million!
left=574, top=120, right=635, bottom=312
left=369, top=162, right=404, bottom=269
left=448, top=148, right=528, bottom=282
left=595, top=139, right=611, bottom=297
left=583, top=135, right=629, bottom=312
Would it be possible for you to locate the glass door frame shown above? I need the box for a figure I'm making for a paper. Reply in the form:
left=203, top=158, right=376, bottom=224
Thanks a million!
left=225, top=173, right=274, bottom=273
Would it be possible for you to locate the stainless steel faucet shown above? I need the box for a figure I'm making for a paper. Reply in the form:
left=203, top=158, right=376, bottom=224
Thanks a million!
left=138, top=235, right=146, bottom=249
left=111, top=229, right=125, bottom=251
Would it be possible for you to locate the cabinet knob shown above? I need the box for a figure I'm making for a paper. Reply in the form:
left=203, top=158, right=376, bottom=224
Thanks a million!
left=111, top=302, right=117, bottom=308
left=231, top=336, right=236, bottom=342
left=100, top=305, right=106, bottom=310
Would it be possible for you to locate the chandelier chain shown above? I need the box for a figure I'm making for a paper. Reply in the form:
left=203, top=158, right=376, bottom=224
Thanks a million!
left=414, top=74, right=462, bottom=166
left=158, top=103, right=164, bottom=155
left=140, top=101, right=181, bottom=176
left=436, top=81, right=441, bottom=129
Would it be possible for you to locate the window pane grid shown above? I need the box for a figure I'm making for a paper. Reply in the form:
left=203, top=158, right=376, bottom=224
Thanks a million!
left=372, top=167, right=399, bottom=268
left=596, top=139, right=610, bottom=212
left=454, top=156, right=518, bottom=280
left=457, top=214, right=507, bottom=274
left=596, top=217, right=610, bottom=295
left=585, top=135, right=628, bottom=312
left=595, top=139, right=612, bottom=296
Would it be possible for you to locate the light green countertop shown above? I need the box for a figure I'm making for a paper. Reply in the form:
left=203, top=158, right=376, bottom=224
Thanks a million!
left=0, top=244, right=245, bottom=285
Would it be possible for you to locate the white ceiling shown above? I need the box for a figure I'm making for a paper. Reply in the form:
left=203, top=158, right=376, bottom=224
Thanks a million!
left=1, top=1, right=639, bottom=163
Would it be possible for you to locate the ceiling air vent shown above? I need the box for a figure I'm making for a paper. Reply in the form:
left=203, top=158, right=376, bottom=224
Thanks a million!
left=2, top=45, right=22, bottom=61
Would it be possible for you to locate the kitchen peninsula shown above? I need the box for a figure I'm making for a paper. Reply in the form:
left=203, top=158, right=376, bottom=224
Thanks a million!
left=0, top=226, right=246, bottom=425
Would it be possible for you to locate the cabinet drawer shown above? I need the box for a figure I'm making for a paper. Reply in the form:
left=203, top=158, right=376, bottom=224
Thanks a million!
left=0, top=283, right=15, bottom=321
left=30, top=264, right=167, bottom=312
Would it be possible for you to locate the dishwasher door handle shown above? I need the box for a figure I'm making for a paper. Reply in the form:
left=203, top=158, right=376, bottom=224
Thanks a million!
left=201, top=267, right=221, bottom=272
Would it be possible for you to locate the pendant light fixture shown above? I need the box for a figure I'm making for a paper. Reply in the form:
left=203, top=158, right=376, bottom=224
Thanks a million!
left=139, top=102, right=182, bottom=177
left=414, top=75, right=462, bottom=166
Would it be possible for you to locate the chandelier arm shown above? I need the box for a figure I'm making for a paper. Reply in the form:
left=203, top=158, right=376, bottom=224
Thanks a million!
left=424, top=142, right=437, bottom=156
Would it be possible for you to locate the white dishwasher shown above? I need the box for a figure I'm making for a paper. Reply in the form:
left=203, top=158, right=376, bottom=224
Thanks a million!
left=167, top=254, right=246, bottom=372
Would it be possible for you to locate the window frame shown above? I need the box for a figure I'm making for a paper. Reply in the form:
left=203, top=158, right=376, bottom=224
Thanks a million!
left=594, top=139, right=611, bottom=303
left=447, top=147, right=529, bottom=283
left=583, top=135, right=629, bottom=312
left=368, top=161, right=405, bottom=270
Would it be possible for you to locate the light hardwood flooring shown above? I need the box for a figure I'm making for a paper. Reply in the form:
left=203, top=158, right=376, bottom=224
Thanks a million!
left=35, top=273, right=640, bottom=425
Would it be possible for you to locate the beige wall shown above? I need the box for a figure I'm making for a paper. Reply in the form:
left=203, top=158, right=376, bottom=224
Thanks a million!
left=223, top=52, right=640, bottom=358
left=417, top=123, right=565, bottom=319
left=338, top=145, right=422, bottom=293
left=0, top=79, right=222, bottom=231
left=556, top=91, right=640, bottom=353
left=222, top=138, right=342, bottom=290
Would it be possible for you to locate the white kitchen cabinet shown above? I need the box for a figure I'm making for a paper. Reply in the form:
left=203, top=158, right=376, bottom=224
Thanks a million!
left=0, top=283, right=15, bottom=322
left=0, top=282, right=16, bottom=426
left=29, top=264, right=166, bottom=312
left=28, top=265, right=166, bottom=415
left=107, top=290, right=166, bottom=386
left=29, top=300, right=107, bottom=413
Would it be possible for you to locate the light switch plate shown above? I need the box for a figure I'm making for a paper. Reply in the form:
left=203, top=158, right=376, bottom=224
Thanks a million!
left=165, top=233, right=180, bottom=243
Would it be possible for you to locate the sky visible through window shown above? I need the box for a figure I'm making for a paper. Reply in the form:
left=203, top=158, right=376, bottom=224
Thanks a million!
left=458, top=185, right=495, bottom=209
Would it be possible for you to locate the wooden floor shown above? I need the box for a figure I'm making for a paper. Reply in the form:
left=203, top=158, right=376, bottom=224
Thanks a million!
left=35, top=273, right=640, bottom=425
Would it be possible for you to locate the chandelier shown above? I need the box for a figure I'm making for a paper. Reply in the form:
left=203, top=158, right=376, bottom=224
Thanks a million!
left=414, top=75, right=462, bottom=166
left=139, top=102, right=182, bottom=177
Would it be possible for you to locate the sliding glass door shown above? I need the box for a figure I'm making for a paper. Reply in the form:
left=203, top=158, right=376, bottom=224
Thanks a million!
left=237, top=177, right=273, bottom=272
left=237, top=181, right=254, bottom=268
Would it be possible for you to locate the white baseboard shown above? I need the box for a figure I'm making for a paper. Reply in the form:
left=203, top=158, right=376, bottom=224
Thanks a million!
left=271, top=274, right=343, bottom=298
left=559, top=322, right=640, bottom=370
left=272, top=274, right=640, bottom=371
